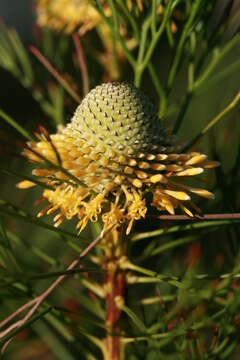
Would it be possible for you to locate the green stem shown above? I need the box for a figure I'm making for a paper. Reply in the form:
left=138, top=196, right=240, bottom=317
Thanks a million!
left=98, top=0, right=136, bottom=68
left=117, top=0, right=140, bottom=42
left=134, top=16, right=151, bottom=87
left=173, top=32, right=240, bottom=133
left=197, top=58, right=240, bottom=95
left=0, top=109, right=34, bottom=141
left=135, top=0, right=174, bottom=87
left=167, top=0, right=202, bottom=90
left=132, top=218, right=240, bottom=242
left=172, top=31, right=196, bottom=133
left=151, top=0, right=157, bottom=36
left=184, top=90, right=240, bottom=151
left=141, top=0, right=174, bottom=70
left=137, top=16, right=151, bottom=65
left=192, top=33, right=240, bottom=91
left=147, top=62, right=166, bottom=116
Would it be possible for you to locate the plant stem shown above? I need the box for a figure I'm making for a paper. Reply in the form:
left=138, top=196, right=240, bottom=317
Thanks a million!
left=72, top=33, right=89, bottom=96
left=97, top=0, right=136, bottom=68
left=117, top=0, right=140, bottom=42
left=192, top=33, right=240, bottom=92
left=103, top=227, right=126, bottom=360
left=0, top=109, right=34, bottom=141
left=30, top=46, right=81, bottom=103
left=105, top=269, right=125, bottom=359
left=167, top=0, right=202, bottom=90
left=173, top=33, right=240, bottom=133
left=147, top=62, right=166, bottom=117
left=135, top=0, right=173, bottom=87
left=184, top=90, right=240, bottom=151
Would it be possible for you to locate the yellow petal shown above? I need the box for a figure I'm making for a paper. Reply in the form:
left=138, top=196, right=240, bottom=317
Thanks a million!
left=150, top=174, right=167, bottom=184
left=128, top=159, right=137, bottom=166
left=118, top=155, right=127, bottom=164
left=186, top=154, right=207, bottom=165
left=131, top=179, right=143, bottom=188
left=136, top=170, right=148, bottom=179
left=16, top=180, right=36, bottom=189
left=32, top=169, right=52, bottom=177
left=151, top=163, right=166, bottom=171
left=36, top=141, right=51, bottom=150
left=146, top=154, right=156, bottom=161
left=155, top=154, right=168, bottom=161
left=75, top=157, right=90, bottom=166
left=180, top=204, right=194, bottom=217
left=138, top=161, right=150, bottom=169
left=126, top=219, right=134, bottom=235
left=61, top=161, right=77, bottom=169
left=176, top=168, right=204, bottom=176
left=190, top=188, right=215, bottom=199
left=165, top=203, right=175, bottom=215
left=114, top=175, right=124, bottom=185
left=166, top=164, right=183, bottom=172
left=124, top=166, right=134, bottom=175
left=164, top=190, right=190, bottom=201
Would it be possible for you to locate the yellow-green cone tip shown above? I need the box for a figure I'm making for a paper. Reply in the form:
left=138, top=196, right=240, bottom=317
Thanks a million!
left=67, top=82, right=170, bottom=152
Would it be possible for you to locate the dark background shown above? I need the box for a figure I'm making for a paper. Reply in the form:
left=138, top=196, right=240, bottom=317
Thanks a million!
left=0, top=0, right=34, bottom=43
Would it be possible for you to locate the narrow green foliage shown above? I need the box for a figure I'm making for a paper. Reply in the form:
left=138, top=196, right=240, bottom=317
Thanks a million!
left=0, top=108, right=34, bottom=141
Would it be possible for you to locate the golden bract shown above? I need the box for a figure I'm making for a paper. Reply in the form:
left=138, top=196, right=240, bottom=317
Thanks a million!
left=19, top=83, right=217, bottom=234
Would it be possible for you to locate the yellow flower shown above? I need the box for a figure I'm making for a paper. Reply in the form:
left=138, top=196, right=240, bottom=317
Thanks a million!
left=36, top=0, right=144, bottom=35
left=18, top=83, right=218, bottom=234
left=36, top=0, right=110, bottom=35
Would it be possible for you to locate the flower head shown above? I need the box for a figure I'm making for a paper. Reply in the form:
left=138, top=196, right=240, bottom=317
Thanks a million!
left=36, top=0, right=110, bottom=35
left=19, top=83, right=217, bottom=234
left=36, top=0, right=144, bottom=35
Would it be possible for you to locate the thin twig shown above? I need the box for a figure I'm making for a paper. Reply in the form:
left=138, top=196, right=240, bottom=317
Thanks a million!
left=30, top=46, right=81, bottom=103
left=95, top=0, right=136, bottom=67
left=72, top=33, right=89, bottom=96
left=152, top=213, right=240, bottom=221
left=0, top=300, right=36, bottom=331
left=0, top=226, right=114, bottom=352
left=0, top=109, right=34, bottom=141
left=173, top=34, right=240, bottom=134
left=135, top=0, right=173, bottom=87
left=183, top=90, right=240, bottom=151
left=167, top=0, right=202, bottom=90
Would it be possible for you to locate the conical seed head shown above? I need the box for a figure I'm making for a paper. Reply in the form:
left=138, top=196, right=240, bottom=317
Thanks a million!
left=19, top=82, right=217, bottom=233
left=68, top=82, right=169, bottom=152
